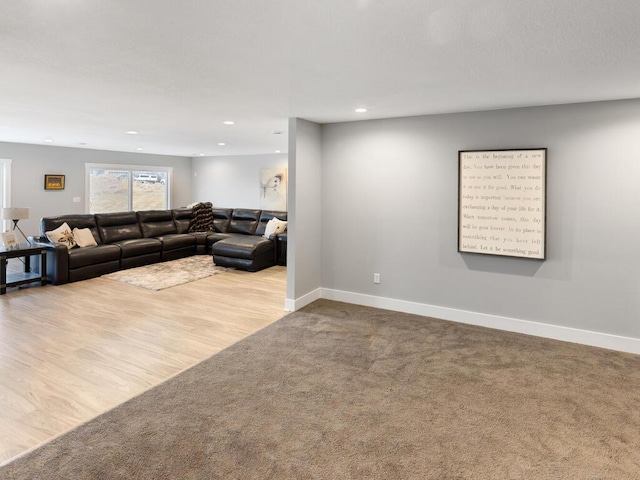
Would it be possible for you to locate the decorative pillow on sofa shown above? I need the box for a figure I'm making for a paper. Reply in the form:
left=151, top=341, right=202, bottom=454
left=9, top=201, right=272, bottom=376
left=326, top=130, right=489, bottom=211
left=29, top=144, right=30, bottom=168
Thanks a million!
left=45, top=222, right=77, bottom=249
left=73, top=227, right=98, bottom=247
left=263, top=218, right=287, bottom=239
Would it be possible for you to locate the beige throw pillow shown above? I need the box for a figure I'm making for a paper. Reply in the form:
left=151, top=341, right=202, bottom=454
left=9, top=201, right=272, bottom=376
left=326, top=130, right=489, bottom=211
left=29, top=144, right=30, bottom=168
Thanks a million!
left=73, top=227, right=98, bottom=247
left=45, top=222, right=77, bottom=249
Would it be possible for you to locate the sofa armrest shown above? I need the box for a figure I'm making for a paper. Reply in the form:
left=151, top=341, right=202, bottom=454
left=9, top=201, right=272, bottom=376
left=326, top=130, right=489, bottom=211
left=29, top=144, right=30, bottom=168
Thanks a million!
left=274, top=233, right=287, bottom=266
left=28, top=235, right=48, bottom=244
left=29, top=238, right=70, bottom=285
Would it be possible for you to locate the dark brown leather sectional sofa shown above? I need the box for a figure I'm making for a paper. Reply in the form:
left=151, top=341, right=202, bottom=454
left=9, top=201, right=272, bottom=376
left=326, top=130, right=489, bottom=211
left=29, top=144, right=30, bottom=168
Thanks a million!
left=35, top=207, right=287, bottom=285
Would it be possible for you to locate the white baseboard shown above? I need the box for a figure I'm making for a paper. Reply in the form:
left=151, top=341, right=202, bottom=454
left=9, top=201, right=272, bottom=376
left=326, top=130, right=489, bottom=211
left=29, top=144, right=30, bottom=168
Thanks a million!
left=284, top=288, right=322, bottom=312
left=320, top=288, right=640, bottom=355
left=283, top=299, right=295, bottom=312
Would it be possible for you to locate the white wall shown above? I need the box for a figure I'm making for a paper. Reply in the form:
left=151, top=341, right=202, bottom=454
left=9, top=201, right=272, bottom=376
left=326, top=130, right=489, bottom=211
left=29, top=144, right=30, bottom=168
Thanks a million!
left=286, top=118, right=322, bottom=310
left=192, top=154, right=288, bottom=209
left=319, top=99, right=640, bottom=352
left=0, top=142, right=192, bottom=237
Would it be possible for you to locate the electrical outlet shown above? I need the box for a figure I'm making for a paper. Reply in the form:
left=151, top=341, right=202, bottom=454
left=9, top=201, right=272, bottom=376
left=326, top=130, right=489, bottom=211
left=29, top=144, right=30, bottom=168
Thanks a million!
left=373, top=273, right=380, bottom=284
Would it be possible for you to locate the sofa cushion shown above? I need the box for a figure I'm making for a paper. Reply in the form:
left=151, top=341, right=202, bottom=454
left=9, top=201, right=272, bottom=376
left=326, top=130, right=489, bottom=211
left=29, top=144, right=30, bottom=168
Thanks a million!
left=188, top=231, right=209, bottom=246
left=95, top=212, right=142, bottom=243
left=212, top=208, right=233, bottom=233
left=228, top=209, right=260, bottom=235
left=155, top=233, right=196, bottom=251
left=212, top=235, right=275, bottom=260
left=172, top=208, right=193, bottom=234
left=68, top=244, right=121, bottom=269
left=137, top=210, right=178, bottom=237
left=206, top=232, right=232, bottom=246
left=112, top=238, right=162, bottom=258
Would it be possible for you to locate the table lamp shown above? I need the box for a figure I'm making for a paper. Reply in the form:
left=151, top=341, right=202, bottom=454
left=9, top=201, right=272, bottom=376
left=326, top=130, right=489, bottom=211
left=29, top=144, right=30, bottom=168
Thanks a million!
left=2, top=207, right=30, bottom=244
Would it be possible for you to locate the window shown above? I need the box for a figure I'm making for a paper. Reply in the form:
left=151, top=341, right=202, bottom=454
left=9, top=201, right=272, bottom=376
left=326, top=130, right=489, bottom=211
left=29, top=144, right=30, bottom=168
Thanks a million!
left=86, top=164, right=171, bottom=213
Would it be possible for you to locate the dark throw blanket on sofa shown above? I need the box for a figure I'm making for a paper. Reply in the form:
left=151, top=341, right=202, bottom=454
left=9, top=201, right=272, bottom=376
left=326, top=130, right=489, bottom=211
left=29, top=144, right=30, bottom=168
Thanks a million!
left=189, top=202, right=214, bottom=232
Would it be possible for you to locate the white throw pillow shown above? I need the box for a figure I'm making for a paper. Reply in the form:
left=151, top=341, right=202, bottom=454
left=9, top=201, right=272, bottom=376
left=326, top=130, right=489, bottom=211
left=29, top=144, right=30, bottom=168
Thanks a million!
left=263, top=217, right=288, bottom=239
left=73, top=227, right=98, bottom=247
left=274, top=218, right=287, bottom=234
left=45, top=222, right=77, bottom=249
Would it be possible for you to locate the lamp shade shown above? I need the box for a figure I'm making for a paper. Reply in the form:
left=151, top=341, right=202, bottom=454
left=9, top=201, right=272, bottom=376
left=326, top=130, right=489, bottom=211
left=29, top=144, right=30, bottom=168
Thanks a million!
left=2, top=207, right=29, bottom=220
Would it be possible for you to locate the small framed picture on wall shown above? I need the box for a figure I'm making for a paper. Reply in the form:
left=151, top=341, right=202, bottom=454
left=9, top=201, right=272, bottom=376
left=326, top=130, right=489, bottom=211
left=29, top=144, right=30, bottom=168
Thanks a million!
left=44, top=174, right=65, bottom=190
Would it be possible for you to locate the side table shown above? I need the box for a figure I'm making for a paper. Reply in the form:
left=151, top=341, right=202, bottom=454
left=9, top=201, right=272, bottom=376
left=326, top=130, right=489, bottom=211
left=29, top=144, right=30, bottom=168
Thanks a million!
left=0, top=243, right=47, bottom=294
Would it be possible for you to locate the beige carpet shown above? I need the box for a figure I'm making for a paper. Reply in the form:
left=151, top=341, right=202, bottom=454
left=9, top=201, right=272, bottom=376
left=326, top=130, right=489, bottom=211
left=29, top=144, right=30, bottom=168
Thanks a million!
left=102, top=255, right=230, bottom=290
left=2, top=300, right=640, bottom=479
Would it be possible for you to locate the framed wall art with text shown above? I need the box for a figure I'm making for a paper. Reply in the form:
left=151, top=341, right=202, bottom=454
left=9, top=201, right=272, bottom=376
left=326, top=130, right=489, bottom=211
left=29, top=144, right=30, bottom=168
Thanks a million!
left=458, top=148, right=547, bottom=260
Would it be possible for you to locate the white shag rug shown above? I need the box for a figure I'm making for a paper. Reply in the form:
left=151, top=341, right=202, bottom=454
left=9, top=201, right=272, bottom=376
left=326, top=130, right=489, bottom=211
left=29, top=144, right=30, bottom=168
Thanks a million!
left=102, top=256, right=231, bottom=291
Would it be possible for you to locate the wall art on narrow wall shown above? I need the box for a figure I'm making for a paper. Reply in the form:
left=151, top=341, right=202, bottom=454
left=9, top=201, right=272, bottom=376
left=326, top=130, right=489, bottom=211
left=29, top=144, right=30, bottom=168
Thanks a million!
left=259, top=167, right=287, bottom=211
left=44, top=174, right=65, bottom=190
left=458, top=148, right=546, bottom=260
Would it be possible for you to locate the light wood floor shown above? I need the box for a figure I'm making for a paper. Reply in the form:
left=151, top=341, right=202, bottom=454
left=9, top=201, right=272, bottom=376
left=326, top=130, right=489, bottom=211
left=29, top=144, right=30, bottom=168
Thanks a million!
left=0, top=262, right=287, bottom=465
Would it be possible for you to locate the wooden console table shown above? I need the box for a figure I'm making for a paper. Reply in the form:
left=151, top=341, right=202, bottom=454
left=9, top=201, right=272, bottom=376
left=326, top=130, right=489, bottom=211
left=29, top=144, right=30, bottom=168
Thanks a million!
left=0, top=243, right=47, bottom=294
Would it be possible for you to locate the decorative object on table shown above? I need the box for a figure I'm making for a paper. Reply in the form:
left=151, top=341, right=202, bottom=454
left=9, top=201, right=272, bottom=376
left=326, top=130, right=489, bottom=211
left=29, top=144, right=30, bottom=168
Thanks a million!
left=458, top=148, right=547, bottom=260
left=259, top=167, right=287, bottom=211
left=102, top=255, right=231, bottom=291
left=1, top=207, right=31, bottom=244
left=44, top=174, right=65, bottom=190
left=1, top=231, right=19, bottom=249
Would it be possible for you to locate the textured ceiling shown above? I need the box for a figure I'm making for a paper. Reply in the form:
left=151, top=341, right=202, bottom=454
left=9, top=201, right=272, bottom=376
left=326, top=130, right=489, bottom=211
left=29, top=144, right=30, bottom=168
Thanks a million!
left=1, top=0, right=639, bottom=157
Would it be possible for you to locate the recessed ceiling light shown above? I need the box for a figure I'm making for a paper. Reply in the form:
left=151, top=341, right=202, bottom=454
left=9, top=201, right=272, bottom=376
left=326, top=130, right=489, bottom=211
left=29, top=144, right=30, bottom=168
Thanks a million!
left=223, top=121, right=235, bottom=125
left=199, top=153, right=205, bottom=156
left=126, top=130, right=138, bottom=135
left=275, top=150, right=281, bottom=153
left=136, top=147, right=143, bottom=151
left=218, top=142, right=226, bottom=146
left=355, top=108, right=368, bottom=113
left=43, top=138, right=54, bottom=143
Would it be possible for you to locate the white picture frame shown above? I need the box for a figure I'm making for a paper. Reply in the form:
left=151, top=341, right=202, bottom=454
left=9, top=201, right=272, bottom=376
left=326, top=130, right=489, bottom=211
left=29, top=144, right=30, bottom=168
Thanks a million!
left=1, top=231, right=19, bottom=249
left=259, top=167, right=287, bottom=211
left=458, top=148, right=547, bottom=260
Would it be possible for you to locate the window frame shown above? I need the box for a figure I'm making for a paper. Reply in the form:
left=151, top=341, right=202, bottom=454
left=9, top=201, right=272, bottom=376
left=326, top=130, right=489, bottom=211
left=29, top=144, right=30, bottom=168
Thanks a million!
left=0, top=159, right=12, bottom=232
left=85, top=163, right=173, bottom=213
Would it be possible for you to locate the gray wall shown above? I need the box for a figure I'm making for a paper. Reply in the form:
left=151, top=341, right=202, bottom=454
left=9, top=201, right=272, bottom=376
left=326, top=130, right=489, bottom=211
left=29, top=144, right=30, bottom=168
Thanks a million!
left=287, top=118, right=322, bottom=307
left=321, top=99, right=640, bottom=339
left=192, top=154, right=288, bottom=209
left=5, top=99, right=638, bottom=344
left=0, top=142, right=192, bottom=237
